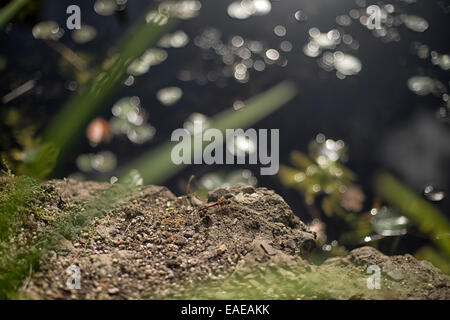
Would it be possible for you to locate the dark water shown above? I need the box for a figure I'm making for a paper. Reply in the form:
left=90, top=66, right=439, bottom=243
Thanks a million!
left=1, top=0, right=449, bottom=253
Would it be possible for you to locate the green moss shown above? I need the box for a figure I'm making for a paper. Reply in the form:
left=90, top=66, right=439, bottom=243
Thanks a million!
left=0, top=173, right=84, bottom=298
left=0, top=173, right=47, bottom=298
left=0, top=173, right=44, bottom=240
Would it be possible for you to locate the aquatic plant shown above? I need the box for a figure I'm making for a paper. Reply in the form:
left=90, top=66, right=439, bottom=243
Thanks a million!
left=278, top=135, right=371, bottom=247
left=279, top=136, right=450, bottom=272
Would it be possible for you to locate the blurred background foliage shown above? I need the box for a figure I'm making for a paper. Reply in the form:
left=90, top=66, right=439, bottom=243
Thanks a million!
left=278, top=135, right=450, bottom=271
left=0, top=0, right=449, bottom=289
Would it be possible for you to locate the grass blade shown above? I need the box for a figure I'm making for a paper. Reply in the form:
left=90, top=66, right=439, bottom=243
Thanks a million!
left=0, top=0, right=29, bottom=30
left=118, top=81, right=298, bottom=184
left=374, top=171, right=450, bottom=257
left=41, top=6, right=178, bottom=172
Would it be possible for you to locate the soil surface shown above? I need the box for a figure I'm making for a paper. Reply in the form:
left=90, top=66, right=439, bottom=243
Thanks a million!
left=19, top=179, right=450, bottom=300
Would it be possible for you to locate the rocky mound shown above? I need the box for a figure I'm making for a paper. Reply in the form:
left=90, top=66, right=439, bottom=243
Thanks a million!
left=17, top=179, right=449, bottom=300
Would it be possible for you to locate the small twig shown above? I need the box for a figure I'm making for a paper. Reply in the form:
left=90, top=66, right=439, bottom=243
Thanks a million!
left=186, top=175, right=195, bottom=196
left=198, top=198, right=231, bottom=213
left=186, top=175, right=195, bottom=206
left=21, top=264, right=33, bottom=291
left=45, top=40, right=88, bottom=72
left=124, top=221, right=133, bottom=233
left=2, top=79, right=35, bottom=104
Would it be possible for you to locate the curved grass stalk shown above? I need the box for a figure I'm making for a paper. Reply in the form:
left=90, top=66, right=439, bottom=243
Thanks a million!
left=41, top=5, right=178, bottom=175
left=118, top=81, right=298, bottom=185
left=0, top=0, right=29, bottom=30
left=374, top=172, right=450, bottom=257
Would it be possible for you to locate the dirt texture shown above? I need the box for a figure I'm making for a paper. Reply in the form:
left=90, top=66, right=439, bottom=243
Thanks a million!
left=19, top=179, right=450, bottom=300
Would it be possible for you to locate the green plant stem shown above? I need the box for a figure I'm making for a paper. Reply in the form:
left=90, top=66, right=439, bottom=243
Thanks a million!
left=42, top=6, right=178, bottom=172
left=374, top=172, right=450, bottom=257
left=0, top=0, right=29, bottom=30
left=118, top=81, right=298, bottom=185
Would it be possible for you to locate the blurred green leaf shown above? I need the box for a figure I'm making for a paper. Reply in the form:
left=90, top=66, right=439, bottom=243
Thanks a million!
left=0, top=0, right=29, bottom=30
left=290, top=151, right=314, bottom=169
left=374, top=172, right=450, bottom=257
left=41, top=4, right=179, bottom=174
left=19, top=143, right=59, bottom=179
left=415, top=246, right=450, bottom=274
left=118, top=81, right=298, bottom=185
left=279, top=140, right=372, bottom=247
